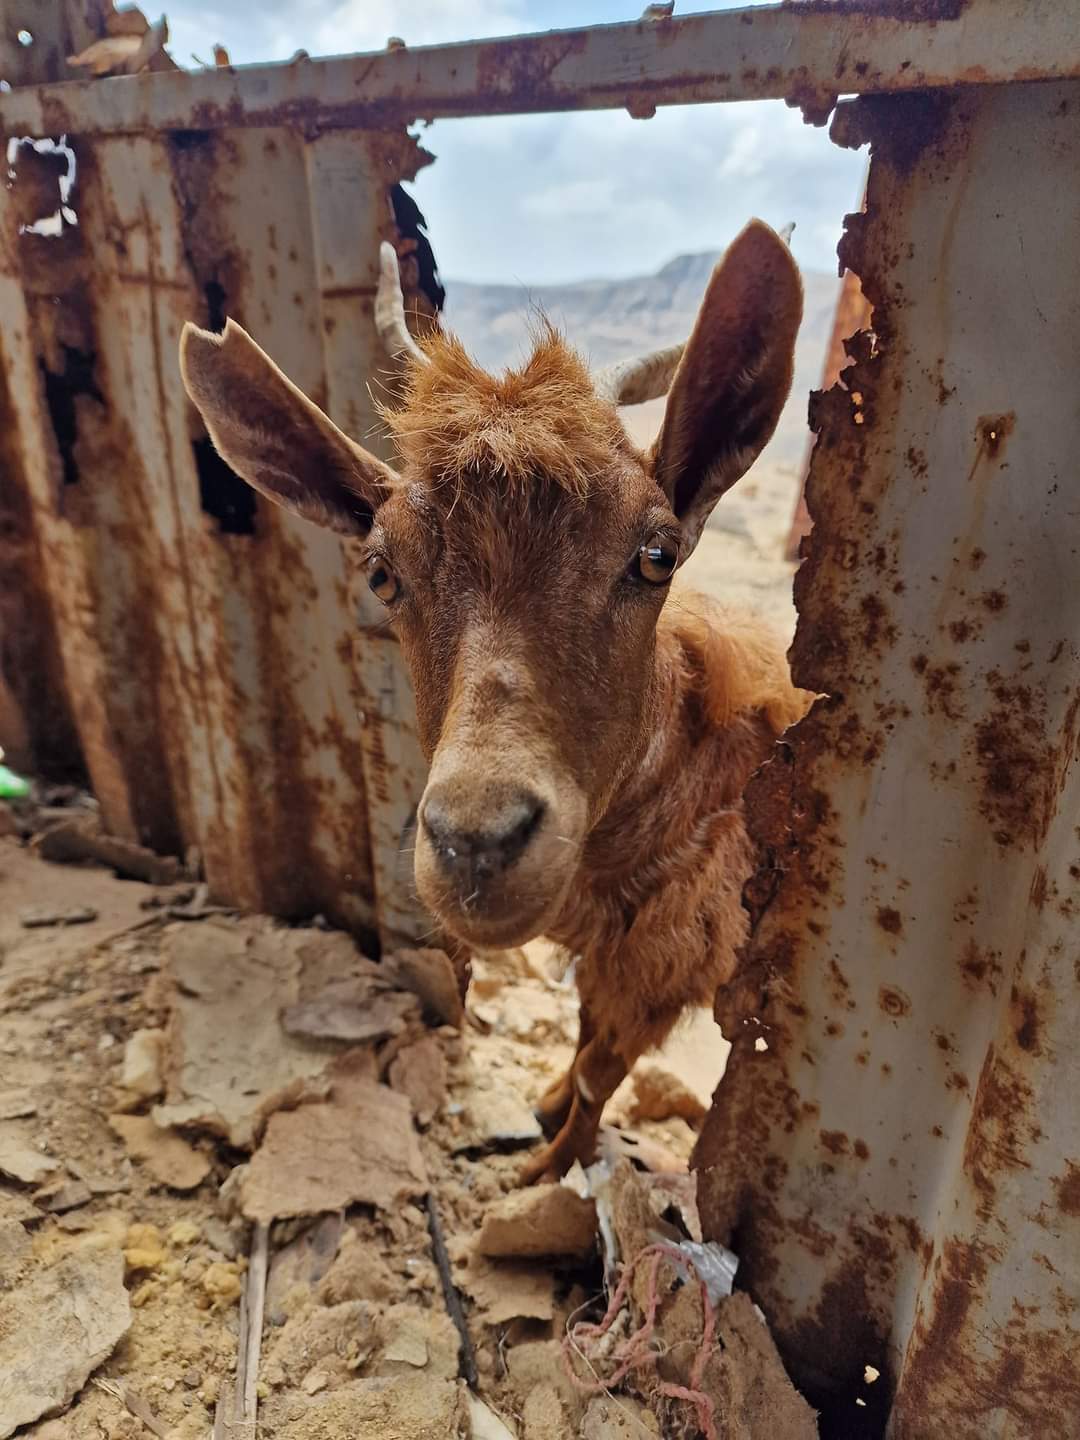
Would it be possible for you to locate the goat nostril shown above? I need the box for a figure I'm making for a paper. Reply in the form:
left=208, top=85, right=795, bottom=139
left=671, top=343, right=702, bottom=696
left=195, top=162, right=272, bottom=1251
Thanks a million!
left=420, top=790, right=545, bottom=875
left=499, top=797, right=545, bottom=855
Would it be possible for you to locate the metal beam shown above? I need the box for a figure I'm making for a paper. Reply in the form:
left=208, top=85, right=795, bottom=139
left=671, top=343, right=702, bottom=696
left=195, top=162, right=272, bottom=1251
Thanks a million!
left=0, top=0, right=1078, bottom=138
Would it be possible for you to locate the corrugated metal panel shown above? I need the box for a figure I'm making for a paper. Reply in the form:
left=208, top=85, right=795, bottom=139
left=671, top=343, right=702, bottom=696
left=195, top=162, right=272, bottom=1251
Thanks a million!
left=695, top=80, right=1080, bottom=1438
left=0, top=114, right=436, bottom=943
left=0, top=0, right=1078, bottom=138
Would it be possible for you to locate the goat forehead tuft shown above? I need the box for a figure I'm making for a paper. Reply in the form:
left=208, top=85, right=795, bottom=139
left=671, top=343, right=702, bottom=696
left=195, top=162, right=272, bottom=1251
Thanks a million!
left=380, top=327, right=637, bottom=501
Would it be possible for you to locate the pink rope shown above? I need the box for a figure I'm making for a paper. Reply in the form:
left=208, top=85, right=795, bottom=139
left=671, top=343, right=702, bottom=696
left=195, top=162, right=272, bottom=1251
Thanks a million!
left=562, top=1241, right=718, bottom=1440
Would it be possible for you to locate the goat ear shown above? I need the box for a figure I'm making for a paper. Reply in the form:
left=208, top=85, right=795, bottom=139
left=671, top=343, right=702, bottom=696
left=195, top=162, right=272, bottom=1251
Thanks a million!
left=650, top=220, right=803, bottom=555
left=180, top=319, right=397, bottom=537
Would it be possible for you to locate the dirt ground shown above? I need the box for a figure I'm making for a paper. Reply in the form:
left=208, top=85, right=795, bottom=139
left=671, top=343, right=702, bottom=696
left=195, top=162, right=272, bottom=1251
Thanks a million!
left=0, top=465, right=809, bottom=1439
left=0, top=835, right=806, bottom=1440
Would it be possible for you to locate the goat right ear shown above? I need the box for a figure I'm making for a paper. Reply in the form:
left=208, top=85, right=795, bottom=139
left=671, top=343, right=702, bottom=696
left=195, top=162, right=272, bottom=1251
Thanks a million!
left=650, top=220, right=803, bottom=555
left=180, top=319, right=397, bottom=537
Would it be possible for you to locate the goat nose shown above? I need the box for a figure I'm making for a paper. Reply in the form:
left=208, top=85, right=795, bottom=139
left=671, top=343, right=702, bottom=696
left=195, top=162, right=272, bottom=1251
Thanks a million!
left=421, top=787, right=545, bottom=881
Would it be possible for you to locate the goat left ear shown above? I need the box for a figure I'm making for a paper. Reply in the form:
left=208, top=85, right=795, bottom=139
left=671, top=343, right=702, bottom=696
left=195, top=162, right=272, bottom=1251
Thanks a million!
left=650, top=220, right=803, bottom=555
left=180, top=319, right=397, bottom=537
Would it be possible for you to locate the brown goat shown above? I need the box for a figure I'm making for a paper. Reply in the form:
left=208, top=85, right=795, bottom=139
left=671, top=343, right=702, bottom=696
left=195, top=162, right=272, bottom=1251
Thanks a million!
left=179, top=220, right=812, bottom=1181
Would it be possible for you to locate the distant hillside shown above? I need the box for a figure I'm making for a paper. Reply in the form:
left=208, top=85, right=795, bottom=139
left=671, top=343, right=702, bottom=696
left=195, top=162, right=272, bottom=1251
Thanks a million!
left=442, top=252, right=842, bottom=473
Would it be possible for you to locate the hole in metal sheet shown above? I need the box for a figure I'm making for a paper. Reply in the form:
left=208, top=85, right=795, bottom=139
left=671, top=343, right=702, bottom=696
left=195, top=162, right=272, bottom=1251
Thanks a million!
left=0, top=81, right=11, bottom=93
left=194, top=437, right=256, bottom=536
left=7, top=135, right=77, bottom=236
left=40, top=345, right=104, bottom=489
left=16, top=28, right=32, bottom=46
left=204, top=280, right=227, bottom=335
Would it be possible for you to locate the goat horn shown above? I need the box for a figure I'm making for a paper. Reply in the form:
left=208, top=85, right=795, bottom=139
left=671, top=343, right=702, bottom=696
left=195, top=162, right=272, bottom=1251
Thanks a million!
left=590, top=343, right=686, bottom=408
left=375, top=241, right=430, bottom=366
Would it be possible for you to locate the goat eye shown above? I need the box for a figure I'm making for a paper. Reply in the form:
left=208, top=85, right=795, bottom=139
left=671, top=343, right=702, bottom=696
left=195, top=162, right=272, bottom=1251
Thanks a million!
left=635, top=534, right=679, bottom=585
left=367, top=556, right=400, bottom=604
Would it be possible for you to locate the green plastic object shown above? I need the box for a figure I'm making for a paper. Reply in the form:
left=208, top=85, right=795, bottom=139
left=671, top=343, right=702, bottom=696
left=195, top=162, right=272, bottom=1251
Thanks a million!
left=0, top=764, right=30, bottom=800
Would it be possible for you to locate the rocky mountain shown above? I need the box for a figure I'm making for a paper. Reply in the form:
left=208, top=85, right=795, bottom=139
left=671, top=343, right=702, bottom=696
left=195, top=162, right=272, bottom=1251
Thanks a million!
left=442, top=252, right=842, bottom=472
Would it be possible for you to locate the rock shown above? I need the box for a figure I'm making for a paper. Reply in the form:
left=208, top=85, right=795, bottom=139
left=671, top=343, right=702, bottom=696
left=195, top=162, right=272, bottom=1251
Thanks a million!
left=0, top=1220, right=31, bottom=1287
left=268, top=1374, right=468, bottom=1439
left=0, top=1247, right=131, bottom=1439
left=385, top=947, right=465, bottom=1027
left=522, top=1384, right=565, bottom=1440
left=168, top=1219, right=201, bottom=1246
left=121, top=1028, right=165, bottom=1101
left=580, top=1396, right=659, bottom=1437
left=266, top=1213, right=345, bottom=1324
left=0, top=1190, right=38, bottom=1224
left=241, top=1074, right=426, bottom=1223
left=153, top=922, right=337, bottom=1149
left=124, top=1222, right=167, bottom=1271
left=453, top=1248, right=554, bottom=1326
left=108, top=1113, right=210, bottom=1191
left=283, top=978, right=419, bottom=1044
left=202, top=1261, right=243, bottom=1308
left=456, top=1089, right=542, bottom=1153
left=468, top=1394, right=518, bottom=1440
left=266, top=1301, right=377, bottom=1387
left=18, top=904, right=98, bottom=928
left=0, top=1131, right=60, bottom=1186
left=34, top=818, right=181, bottom=885
left=477, top=1186, right=597, bottom=1261
left=0, top=1090, right=36, bottom=1121
left=375, top=1303, right=460, bottom=1379
left=33, top=1178, right=92, bottom=1213
left=388, top=1036, right=447, bottom=1126
left=318, top=1234, right=396, bottom=1306
left=504, top=1339, right=583, bottom=1413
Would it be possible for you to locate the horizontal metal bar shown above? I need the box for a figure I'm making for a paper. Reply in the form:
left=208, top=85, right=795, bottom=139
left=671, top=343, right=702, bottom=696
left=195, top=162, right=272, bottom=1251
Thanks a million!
left=0, top=0, right=1077, bottom=138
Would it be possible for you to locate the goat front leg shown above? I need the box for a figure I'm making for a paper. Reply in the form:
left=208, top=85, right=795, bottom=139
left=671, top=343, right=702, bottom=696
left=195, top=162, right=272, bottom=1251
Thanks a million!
left=520, top=1035, right=627, bottom=1184
left=534, top=1004, right=595, bottom=1137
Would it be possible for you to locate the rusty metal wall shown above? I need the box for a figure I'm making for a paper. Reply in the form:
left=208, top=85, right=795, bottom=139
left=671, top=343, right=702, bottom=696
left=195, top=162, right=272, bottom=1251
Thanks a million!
left=0, top=116, right=433, bottom=944
left=696, top=81, right=1080, bottom=1437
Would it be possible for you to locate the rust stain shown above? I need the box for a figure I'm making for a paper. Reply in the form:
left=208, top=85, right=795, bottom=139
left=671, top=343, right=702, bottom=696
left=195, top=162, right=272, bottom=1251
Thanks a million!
left=1053, top=1162, right=1080, bottom=1218
left=879, top=985, right=911, bottom=1018
left=876, top=905, right=903, bottom=935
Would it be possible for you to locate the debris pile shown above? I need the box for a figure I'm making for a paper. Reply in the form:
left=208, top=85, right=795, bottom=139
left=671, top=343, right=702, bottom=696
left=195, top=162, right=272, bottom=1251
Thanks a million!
left=0, top=833, right=817, bottom=1437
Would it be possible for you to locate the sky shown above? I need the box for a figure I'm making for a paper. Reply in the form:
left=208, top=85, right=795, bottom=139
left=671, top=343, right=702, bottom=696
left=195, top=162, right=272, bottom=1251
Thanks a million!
left=163, top=0, right=866, bottom=285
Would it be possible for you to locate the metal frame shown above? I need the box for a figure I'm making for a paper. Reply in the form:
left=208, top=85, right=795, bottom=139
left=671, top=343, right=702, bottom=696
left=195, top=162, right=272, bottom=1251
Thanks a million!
left=0, top=0, right=1078, bottom=136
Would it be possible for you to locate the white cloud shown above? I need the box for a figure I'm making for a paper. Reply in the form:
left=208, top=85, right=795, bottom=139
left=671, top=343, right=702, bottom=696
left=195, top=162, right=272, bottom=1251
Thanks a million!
left=163, top=0, right=866, bottom=286
left=521, top=176, right=618, bottom=221
left=307, top=0, right=528, bottom=59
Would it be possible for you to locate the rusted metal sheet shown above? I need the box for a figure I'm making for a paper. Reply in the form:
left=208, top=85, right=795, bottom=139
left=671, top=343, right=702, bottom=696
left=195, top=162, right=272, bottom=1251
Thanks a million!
left=1, top=0, right=1079, bottom=138
left=785, top=258, right=872, bottom=561
left=696, top=80, right=1080, bottom=1437
left=0, top=115, right=437, bottom=943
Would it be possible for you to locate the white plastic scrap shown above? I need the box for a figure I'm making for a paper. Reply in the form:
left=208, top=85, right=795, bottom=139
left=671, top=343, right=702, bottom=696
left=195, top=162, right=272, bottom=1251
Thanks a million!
left=670, top=1238, right=739, bottom=1305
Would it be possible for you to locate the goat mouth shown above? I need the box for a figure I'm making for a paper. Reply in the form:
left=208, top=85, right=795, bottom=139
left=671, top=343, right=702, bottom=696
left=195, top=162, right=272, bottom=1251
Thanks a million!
left=426, top=882, right=565, bottom=950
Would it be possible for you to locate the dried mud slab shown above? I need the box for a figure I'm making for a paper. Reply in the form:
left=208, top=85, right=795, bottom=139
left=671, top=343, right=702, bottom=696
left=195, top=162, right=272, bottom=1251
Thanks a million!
left=108, top=1113, right=211, bottom=1191
left=0, top=1247, right=131, bottom=1438
left=154, top=922, right=337, bottom=1148
left=239, top=1078, right=427, bottom=1223
left=477, top=1184, right=597, bottom=1260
